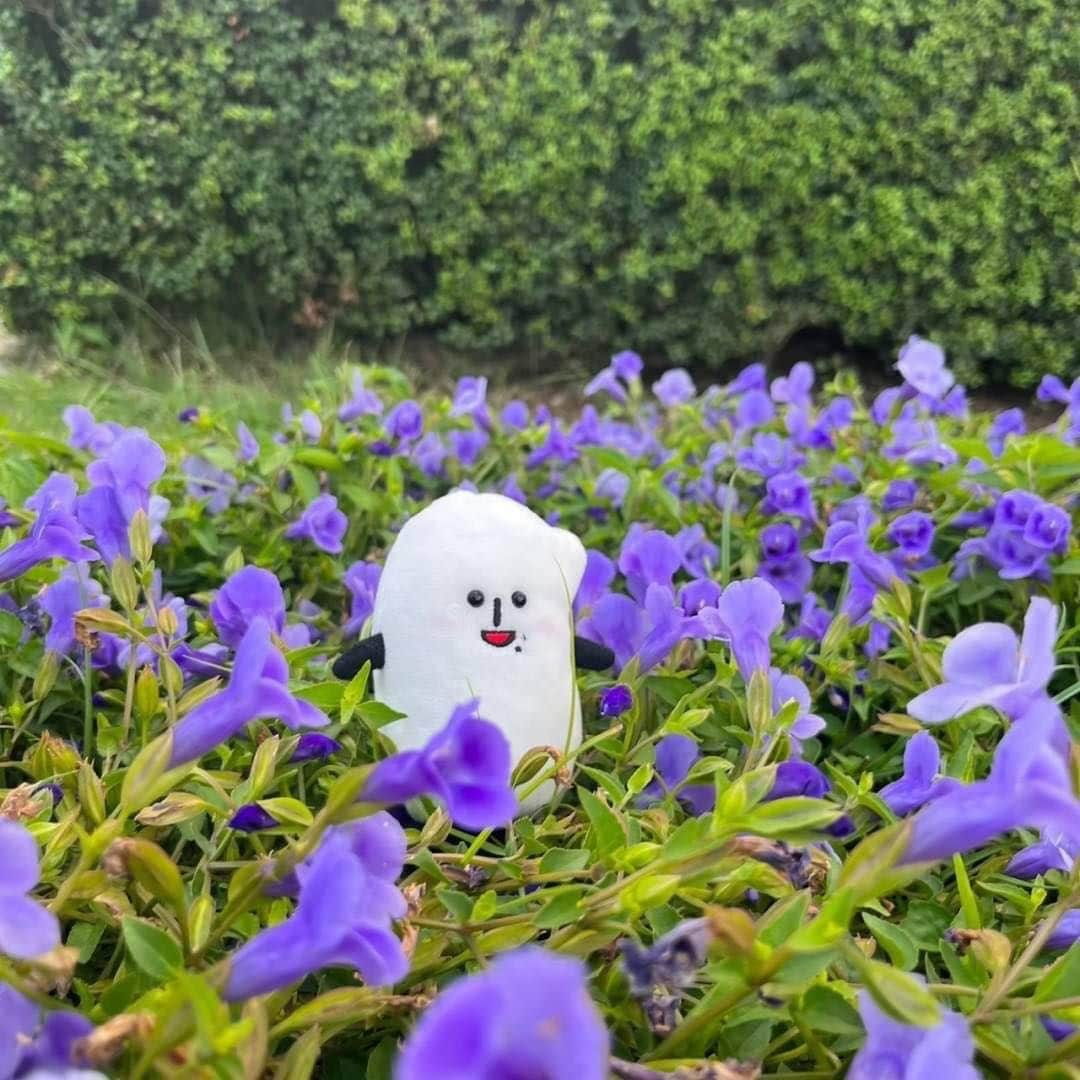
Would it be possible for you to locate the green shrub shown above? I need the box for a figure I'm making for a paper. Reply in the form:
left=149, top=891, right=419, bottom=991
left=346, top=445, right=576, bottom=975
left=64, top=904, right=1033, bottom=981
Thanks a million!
left=1, top=0, right=1077, bottom=384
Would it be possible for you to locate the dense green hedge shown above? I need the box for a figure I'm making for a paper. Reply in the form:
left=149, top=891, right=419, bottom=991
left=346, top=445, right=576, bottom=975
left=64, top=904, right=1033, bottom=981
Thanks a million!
left=1, top=0, right=1077, bottom=384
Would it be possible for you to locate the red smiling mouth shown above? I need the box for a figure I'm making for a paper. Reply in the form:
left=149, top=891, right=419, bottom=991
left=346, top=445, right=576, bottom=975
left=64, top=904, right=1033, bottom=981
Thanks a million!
left=481, top=630, right=516, bottom=648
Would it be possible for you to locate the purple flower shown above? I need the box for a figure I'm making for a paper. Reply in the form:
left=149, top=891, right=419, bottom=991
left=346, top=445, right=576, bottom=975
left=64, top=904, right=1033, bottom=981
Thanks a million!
left=85, top=429, right=166, bottom=519
left=291, top=732, right=342, bottom=762
left=298, top=410, right=322, bottom=442
left=586, top=367, right=629, bottom=404
left=224, top=821, right=408, bottom=1000
left=1006, top=840, right=1074, bottom=879
left=0, top=984, right=95, bottom=1079
left=500, top=474, right=527, bottom=505
left=1043, top=909, right=1080, bottom=953
left=849, top=982, right=977, bottom=1080
left=62, top=404, right=122, bottom=454
left=611, top=350, right=643, bottom=381
left=871, top=387, right=903, bottom=425
left=397, top=947, right=608, bottom=1080
left=579, top=585, right=688, bottom=674
left=728, top=362, right=766, bottom=395
left=701, top=578, right=784, bottom=680
left=0, top=498, right=18, bottom=529
left=343, top=560, right=382, bottom=636
left=229, top=804, right=278, bottom=832
left=734, top=389, right=775, bottom=431
left=1024, top=502, right=1070, bottom=553
left=907, top=597, right=1056, bottom=723
left=736, top=433, right=804, bottom=477
left=679, top=577, right=722, bottom=615
left=236, top=421, right=260, bottom=463
left=0, top=820, right=61, bottom=959
left=183, top=456, right=237, bottom=515
left=896, top=336, right=955, bottom=399
left=988, top=407, right=1025, bottom=456
left=526, top=421, right=579, bottom=469
left=770, top=362, right=814, bottom=406
left=574, top=550, right=615, bottom=614
left=767, top=760, right=830, bottom=800
left=788, top=593, right=831, bottom=644
left=0, top=501, right=98, bottom=582
left=449, top=428, right=489, bottom=467
left=177, top=406, right=199, bottom=423
left=25, top=472, right=77, bottom=514
left=169, top=618, right=330, bottom=766
left=412, top=433, right=447, bottom=478
left=886, top=416, right=958, bottom=468
left=384, top=400, right=423, bottom=443
left=500, top=400, right=530, bottom=430
left=759, top=552, right=813, bottom=606
left=285, top=494, right=348, bottom=554
left=760, top=523, right=800, bottom=561
left=769, top=668, right=824, bottom=745
left=363, top=700, right=517, bottom=829
left=210, top=566, right=286, bottom=647
left=883, top=478, right=918, bottom=511
left=653, top=368, right=696, bottom=406
left=764, top=471, right=814, bottom=522
left=887, top=511, right=935, bottom=560
left=450, top=376, right=491, bottom=429
left=639, top=734, right=715, bottom=815
left=74, top=486, right=131, bottom=566
left=618, top=526, right=682, bottom=602
left=1037, top=374, right=1073, bottom=405
left=40, top=565, right=107, bottom=654
left=902, top=698, right=1080, bottom=864
left=810, top=518, right=897, bottom=593
left=594, top=468, right=630, bottom=507
left=879, top=732, right=962, bottom=816
left=599, top=684, right=634, bottom=718
left=675, top=525, right=718, bottom=579
left=338, top=372, right=383, bottom=422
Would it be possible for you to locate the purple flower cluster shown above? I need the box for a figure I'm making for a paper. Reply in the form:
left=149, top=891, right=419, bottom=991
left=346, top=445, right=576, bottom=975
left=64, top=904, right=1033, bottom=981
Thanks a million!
left=225, top=813, right=408, bottom=999
left=956, top=489, right=1069, bottom=580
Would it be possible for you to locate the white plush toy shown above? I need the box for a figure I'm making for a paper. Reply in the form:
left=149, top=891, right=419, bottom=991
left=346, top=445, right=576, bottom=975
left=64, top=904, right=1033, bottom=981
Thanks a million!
left=332, top=491, right=613, bottom=811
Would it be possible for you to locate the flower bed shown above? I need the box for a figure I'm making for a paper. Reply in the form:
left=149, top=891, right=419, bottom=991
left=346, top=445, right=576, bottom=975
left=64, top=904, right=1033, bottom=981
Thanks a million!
left=0, top=341, right=1078, bottom=1076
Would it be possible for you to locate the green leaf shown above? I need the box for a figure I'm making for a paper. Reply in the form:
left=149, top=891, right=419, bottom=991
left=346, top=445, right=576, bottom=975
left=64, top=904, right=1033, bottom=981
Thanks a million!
left=577, top=786, right=626, bottom=858
left=258, top=797, right=315, bottom=828
left=863, top=913, right=919, bottom=970
left=799, top=985, right=863, bottom=1036
left=736, top=795, right=840, bottom=837
left=340, top=662, right=371, bottom=725
left=356, top=700, right=406, bottom=730
left=1035, top=940, right=1080, bottom=1003
left=856, top=956, right=940, bottom=1027
left=435, top=888, right=473, bottom=922
left=121, top=916, right=182, bottom=983
left=538, top=848, right=592, bottom=874
left=533, top=887, right=587, bottom=929
left=294, top=682, right=344, bottom=709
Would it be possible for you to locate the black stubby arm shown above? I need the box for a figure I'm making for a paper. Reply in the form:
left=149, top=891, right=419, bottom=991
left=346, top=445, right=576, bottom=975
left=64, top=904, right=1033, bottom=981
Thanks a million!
left=574, top=635, right=615, bottom=671
left=332, top=633, right=386, bottom=680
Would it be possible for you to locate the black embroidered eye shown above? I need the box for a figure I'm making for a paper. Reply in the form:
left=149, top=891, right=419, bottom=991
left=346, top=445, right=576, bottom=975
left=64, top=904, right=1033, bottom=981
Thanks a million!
left=511, top=591, right=527, bottom=608
left=467, top=589, right=485, bottom=607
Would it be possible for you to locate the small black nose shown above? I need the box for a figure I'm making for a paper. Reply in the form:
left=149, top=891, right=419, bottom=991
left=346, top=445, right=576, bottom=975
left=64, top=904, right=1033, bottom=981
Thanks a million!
left=492, top=597, right=502, bottom=627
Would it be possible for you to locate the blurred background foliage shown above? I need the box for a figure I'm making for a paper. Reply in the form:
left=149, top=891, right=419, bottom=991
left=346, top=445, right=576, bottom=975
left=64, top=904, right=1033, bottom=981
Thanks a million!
left=0, top=0, right=1077, bottom=386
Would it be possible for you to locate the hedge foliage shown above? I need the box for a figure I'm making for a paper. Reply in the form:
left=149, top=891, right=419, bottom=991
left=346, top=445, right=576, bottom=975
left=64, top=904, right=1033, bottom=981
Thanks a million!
left=1, top=0, right=1078, bottom=384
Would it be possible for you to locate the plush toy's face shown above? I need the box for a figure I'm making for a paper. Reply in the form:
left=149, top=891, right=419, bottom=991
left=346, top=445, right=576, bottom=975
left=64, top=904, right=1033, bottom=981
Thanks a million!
left=371, top=491, right=587, bottom=764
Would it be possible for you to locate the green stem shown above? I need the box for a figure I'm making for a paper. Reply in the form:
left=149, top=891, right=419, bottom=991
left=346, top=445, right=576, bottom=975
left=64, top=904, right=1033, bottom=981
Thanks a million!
left=82, top=646, right=94, bottom=760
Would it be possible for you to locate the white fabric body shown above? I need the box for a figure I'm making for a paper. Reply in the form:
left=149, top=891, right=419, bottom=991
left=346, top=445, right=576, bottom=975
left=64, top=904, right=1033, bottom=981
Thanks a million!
left=372, top=491, right=587, bottom=810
